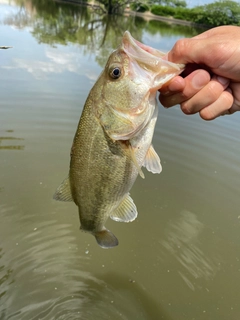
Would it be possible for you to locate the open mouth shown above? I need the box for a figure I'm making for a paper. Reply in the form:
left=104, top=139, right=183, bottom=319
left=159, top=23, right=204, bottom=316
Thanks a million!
left=121, top=31, right=166, bottom=63
left=121, top=31, right=185, bottom=90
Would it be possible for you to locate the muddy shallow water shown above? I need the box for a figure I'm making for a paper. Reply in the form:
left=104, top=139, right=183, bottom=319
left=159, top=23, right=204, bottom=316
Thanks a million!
left=1, top=1, right=240, bottom=319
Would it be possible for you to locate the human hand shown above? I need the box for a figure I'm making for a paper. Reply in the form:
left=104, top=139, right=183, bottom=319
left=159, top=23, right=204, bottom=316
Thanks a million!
left=159, top=26, right=240, bottom=120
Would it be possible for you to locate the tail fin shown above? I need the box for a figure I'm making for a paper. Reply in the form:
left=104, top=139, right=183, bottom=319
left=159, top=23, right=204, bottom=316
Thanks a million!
left=94, top=229, right=118, bottom=249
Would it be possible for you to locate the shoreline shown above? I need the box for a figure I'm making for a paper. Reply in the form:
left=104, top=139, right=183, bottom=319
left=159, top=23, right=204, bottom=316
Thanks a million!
left=124, top=10, right=209, bottom=29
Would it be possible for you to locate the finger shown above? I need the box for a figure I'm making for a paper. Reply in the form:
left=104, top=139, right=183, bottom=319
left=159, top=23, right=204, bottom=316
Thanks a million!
left=199, top=89, right=234, bottom=120
left=228, top=100, right=240, bottom=114
left=181, top=75, right=230, bottom=115
left=160, top=76, right=185, bottom=95
left=159, top=69, right=210, bottom=108
left=228, top=82, right=240, bottom=114
left=167, top=36, right=227, bottom=70
left=167, top=38, right=207, bottom=65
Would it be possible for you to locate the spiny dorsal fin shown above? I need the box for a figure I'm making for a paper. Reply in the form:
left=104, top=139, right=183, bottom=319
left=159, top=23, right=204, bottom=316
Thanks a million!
left=143, top=145, right=162, bottom=174
left=110, top=194, right=138, bottom=223
left=53, top=176, right=73, bottom=202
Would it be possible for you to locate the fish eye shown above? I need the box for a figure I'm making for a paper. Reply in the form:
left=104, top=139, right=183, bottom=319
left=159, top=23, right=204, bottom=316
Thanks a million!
left=110, top=67, right=121, bottom=79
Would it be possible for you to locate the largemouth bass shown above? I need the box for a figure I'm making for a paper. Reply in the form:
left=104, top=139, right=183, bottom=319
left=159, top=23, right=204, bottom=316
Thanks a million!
left=54, top=31, right=184, bottom=248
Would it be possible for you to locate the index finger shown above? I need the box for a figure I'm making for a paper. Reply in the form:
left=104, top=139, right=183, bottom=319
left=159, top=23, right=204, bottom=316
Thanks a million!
left=167, top=38, right=209, bottom=65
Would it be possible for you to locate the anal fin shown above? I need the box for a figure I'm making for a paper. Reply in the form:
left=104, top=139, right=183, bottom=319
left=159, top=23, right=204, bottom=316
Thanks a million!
left=53, top=176, right=73, bottom=202
left=110, top=194, right=138, bottom=223
left=143, top=145, right=162, bottom=174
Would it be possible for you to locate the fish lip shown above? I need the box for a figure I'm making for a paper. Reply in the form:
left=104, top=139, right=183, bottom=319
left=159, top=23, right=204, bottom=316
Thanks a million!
left=122, top=30, right=184, bottom=69
left=122, top=31, right=167, bottom=66
left=121, top=31, right=185, bottom=90
left=122, top=30, right=166, bottom=60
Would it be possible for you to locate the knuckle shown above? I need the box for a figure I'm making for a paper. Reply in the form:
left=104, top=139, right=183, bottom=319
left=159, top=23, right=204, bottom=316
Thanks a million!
left=200, top=91, right=234, bottom=120
left=224, top=91, right=234, bottom=106
left=205, top=81, right=222, bottom=101
left=172, top=39, right=187, bottom=58
left=181, top=102, right=192, bottom=115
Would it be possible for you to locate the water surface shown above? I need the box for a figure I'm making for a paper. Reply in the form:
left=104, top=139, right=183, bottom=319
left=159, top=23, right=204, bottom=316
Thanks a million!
left=1, top=1, right=240, bottom=320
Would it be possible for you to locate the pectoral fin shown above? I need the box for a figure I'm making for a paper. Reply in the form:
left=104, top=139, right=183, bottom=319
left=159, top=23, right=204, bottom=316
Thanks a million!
left=110, top=194, right=138, bottom=222
left=143, top=145, right=162, bottom=174
left=53, top=176, right=73, bottom=201
left=128, top=141, right=145, bottom=179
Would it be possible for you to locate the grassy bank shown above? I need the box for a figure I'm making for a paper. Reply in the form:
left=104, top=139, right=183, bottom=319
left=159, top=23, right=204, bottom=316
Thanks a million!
left=130, top=1, right=240, bottom=27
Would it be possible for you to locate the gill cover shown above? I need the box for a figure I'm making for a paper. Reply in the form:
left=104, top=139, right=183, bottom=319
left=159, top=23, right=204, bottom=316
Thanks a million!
left=97, top=31, right=184, bottom=141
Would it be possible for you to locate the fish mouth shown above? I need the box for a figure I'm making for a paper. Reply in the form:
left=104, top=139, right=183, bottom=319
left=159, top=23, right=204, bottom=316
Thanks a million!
left=122, top=30, right=166, bottom=62
left=121, top=31, right=184, bottom=90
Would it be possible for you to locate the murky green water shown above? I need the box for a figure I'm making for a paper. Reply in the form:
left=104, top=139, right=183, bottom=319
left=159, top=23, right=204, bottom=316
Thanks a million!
left=1, top=1, right=240, bottom=319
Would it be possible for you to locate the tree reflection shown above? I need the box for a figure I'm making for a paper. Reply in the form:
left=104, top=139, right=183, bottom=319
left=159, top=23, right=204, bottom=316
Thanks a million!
left=4, top=0, right=202, bottom=67
left=0, top=135, right=24, bottom=151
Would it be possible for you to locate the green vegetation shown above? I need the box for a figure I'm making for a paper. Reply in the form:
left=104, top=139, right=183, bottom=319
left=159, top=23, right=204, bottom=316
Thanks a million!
left=150, top=0, right=240, bottom=26
left=130, top=2, right=150, bottom=13
left=91, top=0, right=240, bottom=27
left=97, top=0, right=131, bottom=14
left=92, top=0, right=240, bottom=26
left=23, top=0, right=240, bottom=27
left=193, top=1, right=240, bottom=26
left=151, top=4, right=175, bottom=16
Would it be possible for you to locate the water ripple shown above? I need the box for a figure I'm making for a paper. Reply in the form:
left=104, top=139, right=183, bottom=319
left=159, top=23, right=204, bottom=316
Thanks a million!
left=0, top=204, right=95, bottom=320
left=160, top=210, right=220, bottom=291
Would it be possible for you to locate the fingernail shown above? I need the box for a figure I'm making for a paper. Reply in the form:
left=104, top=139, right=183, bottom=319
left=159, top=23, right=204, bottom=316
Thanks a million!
left=192, top=73, right=209, bottom=89
left=217, top=76, right=229, bottom=86
left=168, top=82, right=177, bottom=92
left=168, top=79, right=182, bottom=92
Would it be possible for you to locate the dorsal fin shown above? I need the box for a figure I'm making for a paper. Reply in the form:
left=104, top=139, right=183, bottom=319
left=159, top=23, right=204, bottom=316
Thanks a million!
left=53, top=176, right=73, bottom=202
left=110, top=194, right=138, bottom=222
left=143, top=145, right=162, bottom=174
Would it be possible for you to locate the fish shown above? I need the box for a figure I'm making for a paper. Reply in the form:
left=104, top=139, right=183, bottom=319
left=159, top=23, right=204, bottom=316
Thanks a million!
left=53, top=31, right=184, bottom=248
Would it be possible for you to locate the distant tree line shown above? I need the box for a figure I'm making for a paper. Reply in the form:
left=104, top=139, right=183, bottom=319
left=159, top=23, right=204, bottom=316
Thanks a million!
left=150, top=0, right=240, bottom=26
left=47, top=0, right=240, bottom=26
left=94, top=0, right=240, bottom=26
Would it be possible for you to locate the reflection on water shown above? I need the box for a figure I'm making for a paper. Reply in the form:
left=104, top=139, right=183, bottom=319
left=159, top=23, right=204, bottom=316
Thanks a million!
left=78, top=272, right=173, bottom=320
left=0, top=132, right=24, bottom=150
left=2, top=0, right=201, bottom=67
left=0, top=205, right=15, bottom=320
left=0, top=202, right=169, bottom=320
left=0, top=203, right=94, bottom=320
left=1, top=1, right=240, bottom=320
left=161, top=211, right=219, bottom=291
